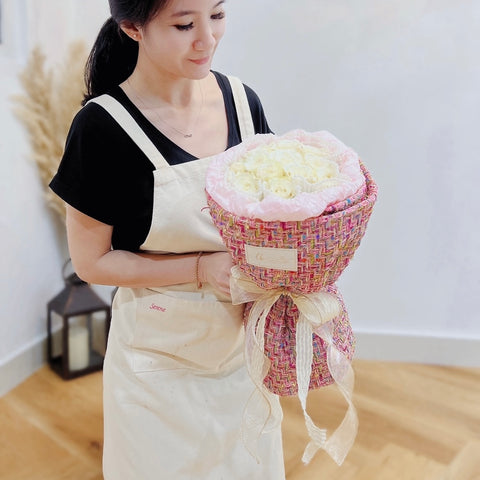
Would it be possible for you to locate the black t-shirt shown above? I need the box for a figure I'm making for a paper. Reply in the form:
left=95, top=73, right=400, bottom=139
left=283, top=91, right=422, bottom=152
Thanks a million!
left=50, top=71, right=272, bottom=251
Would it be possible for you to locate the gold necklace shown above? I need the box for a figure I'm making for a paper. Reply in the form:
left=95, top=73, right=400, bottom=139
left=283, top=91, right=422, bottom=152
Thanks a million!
left=127, top=78, right=204, bottom=139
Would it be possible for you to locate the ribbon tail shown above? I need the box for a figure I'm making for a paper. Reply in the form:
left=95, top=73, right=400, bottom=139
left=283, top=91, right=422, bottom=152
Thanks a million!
left=302, top=322, right=358, bottom=466
left=322, top=342, right=358, bottom=465
left=292, top=293, right=357, bottom=466
left=296, top=315, right=328, bottom=463
left=242, top=295, right=283, bottom=462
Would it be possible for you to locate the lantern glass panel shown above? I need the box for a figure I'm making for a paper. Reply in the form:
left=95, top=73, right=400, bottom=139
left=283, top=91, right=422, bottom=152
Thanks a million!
left=91, top=310, right=108, bottom=357
left=49, top=310, right=64, bottom=358
left=67, top=315, right=90, bottom=371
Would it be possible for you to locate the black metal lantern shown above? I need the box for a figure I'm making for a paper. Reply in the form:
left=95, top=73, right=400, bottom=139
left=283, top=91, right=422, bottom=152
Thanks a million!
left=47, top=261, right=111, bottom=379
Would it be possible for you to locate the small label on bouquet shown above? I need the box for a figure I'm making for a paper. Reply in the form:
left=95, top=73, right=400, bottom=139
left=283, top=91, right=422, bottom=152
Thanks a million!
left=245, top=245, right=298, bottom=271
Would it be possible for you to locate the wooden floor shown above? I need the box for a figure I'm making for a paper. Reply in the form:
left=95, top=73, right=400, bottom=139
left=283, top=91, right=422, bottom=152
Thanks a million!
left=1, top=360, right=479, bottom=479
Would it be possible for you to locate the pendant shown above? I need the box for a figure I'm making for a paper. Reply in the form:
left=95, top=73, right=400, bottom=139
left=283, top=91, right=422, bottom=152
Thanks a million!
left=184, top=134, right=193, bottom=138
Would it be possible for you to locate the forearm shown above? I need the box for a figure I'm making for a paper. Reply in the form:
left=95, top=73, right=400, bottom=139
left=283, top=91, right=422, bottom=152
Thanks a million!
left=65, top=204, right=231, bottom=293
left=75, top=249, right=200, bottom=288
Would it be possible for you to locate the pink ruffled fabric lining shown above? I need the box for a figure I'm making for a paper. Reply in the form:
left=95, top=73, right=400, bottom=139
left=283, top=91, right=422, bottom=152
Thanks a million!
left=206, top=130, right=365, bottom=221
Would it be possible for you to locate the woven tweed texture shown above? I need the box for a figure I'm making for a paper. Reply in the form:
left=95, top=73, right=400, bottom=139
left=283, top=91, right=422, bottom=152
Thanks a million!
left=244, top=284, right=354, bottom=396
left=207, top=162, right=377, bottom=396
left=207, top=163, right=377, bottom=294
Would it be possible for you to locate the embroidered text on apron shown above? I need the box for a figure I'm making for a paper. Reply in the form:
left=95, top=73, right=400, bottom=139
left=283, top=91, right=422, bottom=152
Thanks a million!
left=91, top=77, right=286, bottom=480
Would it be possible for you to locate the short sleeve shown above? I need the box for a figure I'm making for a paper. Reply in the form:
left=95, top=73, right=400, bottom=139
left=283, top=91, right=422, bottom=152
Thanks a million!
left=50, top=103, right=126, bottom=225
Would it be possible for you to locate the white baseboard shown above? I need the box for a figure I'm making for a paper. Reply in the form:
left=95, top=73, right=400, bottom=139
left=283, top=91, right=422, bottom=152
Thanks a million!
left=1, top=331, right=479, bottom=397
left=0, top=335, right=47, bottom=397
left=354, top=330, right=480, bottom=368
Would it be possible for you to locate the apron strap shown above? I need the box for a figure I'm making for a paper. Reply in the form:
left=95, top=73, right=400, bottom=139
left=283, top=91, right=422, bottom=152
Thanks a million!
left=88, top=95, right=169, bottom=169
left=227, top=75, right=256, bottom=141
left=89, top=76, right=255, bottom=169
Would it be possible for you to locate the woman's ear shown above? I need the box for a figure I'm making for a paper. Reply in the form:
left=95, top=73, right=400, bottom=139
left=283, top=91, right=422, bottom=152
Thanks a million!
left=120, top=21, right=141, bottom=41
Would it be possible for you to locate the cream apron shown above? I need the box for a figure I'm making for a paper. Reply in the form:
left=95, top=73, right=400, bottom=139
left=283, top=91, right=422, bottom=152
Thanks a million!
left=91, top=77, right=285, bottom=480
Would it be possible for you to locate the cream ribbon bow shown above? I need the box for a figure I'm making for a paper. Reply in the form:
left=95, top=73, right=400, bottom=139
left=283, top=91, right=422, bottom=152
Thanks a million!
left=230, top=266, right=358, bottom=465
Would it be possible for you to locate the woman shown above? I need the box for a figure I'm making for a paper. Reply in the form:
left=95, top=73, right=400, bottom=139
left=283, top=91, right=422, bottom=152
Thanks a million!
left=50, top=0, right=285, bottom=478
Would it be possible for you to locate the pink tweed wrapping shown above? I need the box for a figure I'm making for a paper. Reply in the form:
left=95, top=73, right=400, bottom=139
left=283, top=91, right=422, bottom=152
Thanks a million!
left=244, top=285, right=354, bottom=396
left=206, top=162, right=377, bottom=396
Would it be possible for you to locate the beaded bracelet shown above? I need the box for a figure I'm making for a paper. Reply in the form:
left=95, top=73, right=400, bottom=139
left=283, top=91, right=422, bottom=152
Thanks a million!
left=194, top=252, right=203, bottom=289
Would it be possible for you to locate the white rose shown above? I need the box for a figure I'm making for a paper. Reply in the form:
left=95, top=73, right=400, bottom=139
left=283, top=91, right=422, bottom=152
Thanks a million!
left=226, top=138, right=343, bottom=200
left=227, top=172, right=261, bottom=197
left=264, top=176, right=296, bottom=199
left=255, top=158, right=286, bottom=181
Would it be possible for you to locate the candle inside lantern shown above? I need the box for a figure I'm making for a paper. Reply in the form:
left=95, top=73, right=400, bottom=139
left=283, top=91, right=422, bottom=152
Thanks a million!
left=68, top=325, right=89, bottom=371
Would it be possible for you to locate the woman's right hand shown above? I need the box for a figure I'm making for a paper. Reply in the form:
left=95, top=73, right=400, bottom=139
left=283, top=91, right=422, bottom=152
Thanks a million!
left=198, top=252, right=233, bottom=296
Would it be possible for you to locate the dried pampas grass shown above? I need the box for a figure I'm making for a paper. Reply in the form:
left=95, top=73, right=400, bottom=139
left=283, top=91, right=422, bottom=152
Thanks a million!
left=12, top=41, right=88, bottom=223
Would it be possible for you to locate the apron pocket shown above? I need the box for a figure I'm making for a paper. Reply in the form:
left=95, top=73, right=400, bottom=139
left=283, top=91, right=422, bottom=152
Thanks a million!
left=131, top=289, right=245, bottom=374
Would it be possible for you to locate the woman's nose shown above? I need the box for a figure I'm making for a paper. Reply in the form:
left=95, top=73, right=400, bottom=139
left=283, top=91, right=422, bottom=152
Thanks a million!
left=193, top=23, right=216, bottom=51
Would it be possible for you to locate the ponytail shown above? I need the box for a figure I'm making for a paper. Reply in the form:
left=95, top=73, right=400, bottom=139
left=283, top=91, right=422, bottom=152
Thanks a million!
left=83, top=17, right=138, bottom=105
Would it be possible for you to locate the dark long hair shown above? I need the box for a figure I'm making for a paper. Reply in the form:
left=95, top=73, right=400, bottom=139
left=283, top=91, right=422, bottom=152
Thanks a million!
left=83, top=0, right=169, bottom=105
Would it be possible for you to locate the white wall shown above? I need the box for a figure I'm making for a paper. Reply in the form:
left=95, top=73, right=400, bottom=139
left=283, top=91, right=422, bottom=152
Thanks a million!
left=0, top=0, right=109, bottom=395
left=1, top=0, right=479, bottom=395
left=214, top=0, right=480, bottom=362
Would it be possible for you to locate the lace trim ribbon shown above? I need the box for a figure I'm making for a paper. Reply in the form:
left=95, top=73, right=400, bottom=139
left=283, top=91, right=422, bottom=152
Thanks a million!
left=230, top=266, right=358, bottom=465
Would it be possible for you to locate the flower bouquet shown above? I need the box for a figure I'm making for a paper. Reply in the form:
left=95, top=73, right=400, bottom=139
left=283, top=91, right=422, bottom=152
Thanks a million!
left=205, top=130, right=377, bottom=465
